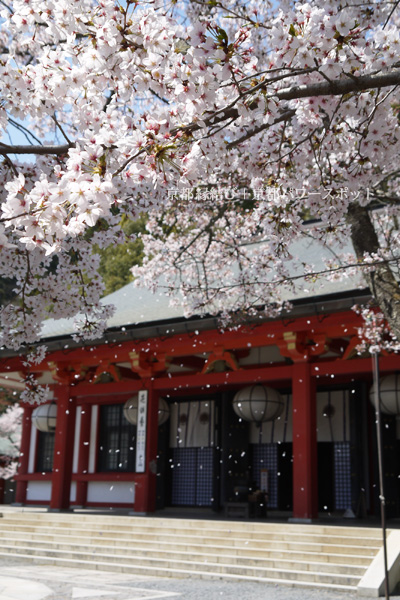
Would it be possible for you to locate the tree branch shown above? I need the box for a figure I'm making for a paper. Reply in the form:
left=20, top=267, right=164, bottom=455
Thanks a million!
left=166, top=257, right=396, bottom=292
left=226, top=109, right=296, bottom=149
left=274, top=69, right=400, bottom=102
left=0, top=0, right=12, bottom=13
left=0, top=142, right=74, bottom=155
left=383, top=0, right=400, bottom=28
left=7, top=117, right=43, bottom=146
left=51, top=115, right=73, bottom=145
left=5, top=70, right=398, bottom=164
left=176, top=70, right=400, bottom=140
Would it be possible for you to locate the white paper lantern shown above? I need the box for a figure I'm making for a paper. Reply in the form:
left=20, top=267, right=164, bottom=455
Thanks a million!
left=232, top=385, right=284, bottom=423
left=123, top=395, right=170, bottom=425
left=370, top=374, right=400, bottom=415
left=32, top=402, right=57, bottom=432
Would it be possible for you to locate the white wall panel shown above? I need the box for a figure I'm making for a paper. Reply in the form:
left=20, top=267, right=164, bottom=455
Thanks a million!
left=88, top=405, right=98, bottom=473
left=72, top=408, right=81, bottom=474
left=70, top=481, right=76, bottom=502
left=26, top=481, right=51, bottom=501
left=87, top=481, right=135, bottom=504
left=28, top=426, right=37, bottom=473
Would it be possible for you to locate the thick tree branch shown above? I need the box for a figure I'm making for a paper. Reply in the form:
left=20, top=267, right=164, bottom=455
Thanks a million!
left=177, top=69, right=400, bottom=138
left=347, top=203, right=400, bottom=340
left=213, top=71, right=400, bottom=148
left=273, top=70, right=400, bottom=101
left=0, top=142, right=74, bottom=155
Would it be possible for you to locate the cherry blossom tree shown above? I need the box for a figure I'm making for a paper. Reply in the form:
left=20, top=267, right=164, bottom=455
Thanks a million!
left=1, top=0, right=400, bottom=354
left=0, top=403, right=22, bottom=479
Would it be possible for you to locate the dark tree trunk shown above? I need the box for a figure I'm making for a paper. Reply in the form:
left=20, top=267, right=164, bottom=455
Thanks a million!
left=347, top=204, right=400, bottom=341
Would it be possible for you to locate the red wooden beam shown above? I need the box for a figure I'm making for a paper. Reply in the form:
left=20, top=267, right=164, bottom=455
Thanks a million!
left=71, top=364, right=294, bottom=397
left=71, top=355, right=400, bottom=400
left=49, top=386, right=76, bottom=510
left=73, top=383, right=142, bottom=399
left=0, top=310, right=363, bottom=374
left=292, top=362, right=318, bottom=520
left=311, top=354, right=400, bottom=377
left=14, top=473, right=52, bottom=481
left=153, top=365, right=294, bottom=391
left=75, top=405, right=92, bottom=506
left=72, top=472, right=137, bottom=482
left=71, top=354, right=400, bottom=399
left=15, top=405, right=34, bottom=503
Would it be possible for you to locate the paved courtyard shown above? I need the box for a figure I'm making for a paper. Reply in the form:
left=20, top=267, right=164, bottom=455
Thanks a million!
left=0, top=561, right=399, bottom=600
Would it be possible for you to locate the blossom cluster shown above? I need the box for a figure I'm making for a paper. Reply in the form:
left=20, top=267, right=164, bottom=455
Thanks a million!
left=353, top=306, right=400, bottom=355
left=0, top=1, right=399, bottom=349
left=0, top=404, right=23, bottom=480
left=20, top=374, right=50, bottom=406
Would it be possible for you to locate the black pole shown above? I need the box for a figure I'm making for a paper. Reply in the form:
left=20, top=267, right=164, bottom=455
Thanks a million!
left=372, top=352, right=390, bottom=600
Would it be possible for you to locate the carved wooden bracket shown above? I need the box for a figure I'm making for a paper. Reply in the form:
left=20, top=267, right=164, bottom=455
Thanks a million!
left=129, top=351, right=169, bottom=378
left=341, top=336, right=360, bottom=361
left=201, top=348, right=239, bottom=374
left=92, top=360, right=121, bottom=384
left=277, top=331, right=328, bottom=362
left=48, top=361, right=88, bottom=384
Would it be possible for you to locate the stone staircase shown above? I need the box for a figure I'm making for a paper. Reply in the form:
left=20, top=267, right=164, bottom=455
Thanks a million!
left=0, top=509, right=385, bottom=592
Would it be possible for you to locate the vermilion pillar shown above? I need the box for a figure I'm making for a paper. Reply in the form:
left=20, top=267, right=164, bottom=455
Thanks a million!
left=49, top=385, right=76, bottom=511
left=15, top=405, right=33, bottom=504
left=134, top=384, right=159, bottom=513
left=75, top=404, right=92, bottom=506
left=292, top=362, right=318, bottom=520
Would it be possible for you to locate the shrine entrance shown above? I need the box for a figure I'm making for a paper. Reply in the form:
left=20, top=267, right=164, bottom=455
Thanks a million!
left=167, top=399, right=218, bottom=508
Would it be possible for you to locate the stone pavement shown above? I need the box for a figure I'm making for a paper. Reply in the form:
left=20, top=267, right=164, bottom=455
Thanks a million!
left=0, top=561, right=399, bottom=600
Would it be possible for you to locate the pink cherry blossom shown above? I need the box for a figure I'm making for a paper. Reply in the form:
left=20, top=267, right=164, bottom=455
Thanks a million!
left=0, top=0, right=398, bottom=351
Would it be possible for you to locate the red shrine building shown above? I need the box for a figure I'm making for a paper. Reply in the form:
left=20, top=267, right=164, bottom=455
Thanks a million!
left=1, top=246, right=400, bottom=521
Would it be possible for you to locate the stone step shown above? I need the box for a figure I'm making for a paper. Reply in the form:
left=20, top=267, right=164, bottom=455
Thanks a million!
left=0, top=520, right=382, bottom=547
left=0, top=537, right=368, bottom=575
left=0, top=546, right=361, bottom=587
left=0, top=511, right=381, bottom=530
left=0, top=528, right=376, bottom=564
left=0, top=527, right=381, bottom=554
left=0, top=511, right=381, bottom=593
left=0, top=515, right=383, bottom=540
left=0, top=527, right=379, bottom=558
left=0, top=528, right=375, bottom=563
left=0, top=550, right=358, bottom=592
left=0, top=511, right=377, bottom=530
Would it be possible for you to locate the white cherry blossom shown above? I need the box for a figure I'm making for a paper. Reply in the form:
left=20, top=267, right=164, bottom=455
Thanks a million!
left=0, top=0, right=399, bottom=350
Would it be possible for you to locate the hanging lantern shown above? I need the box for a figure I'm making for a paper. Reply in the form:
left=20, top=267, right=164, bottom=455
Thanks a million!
left=369, top=374, right=400, bottom=415
left=32, top=402, right=57, bottom=432
left=123, top=395, right=170, bottom=426
left=157, top=397, right=170, bottom=425
left=232, top=385, right=284, bottom=423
